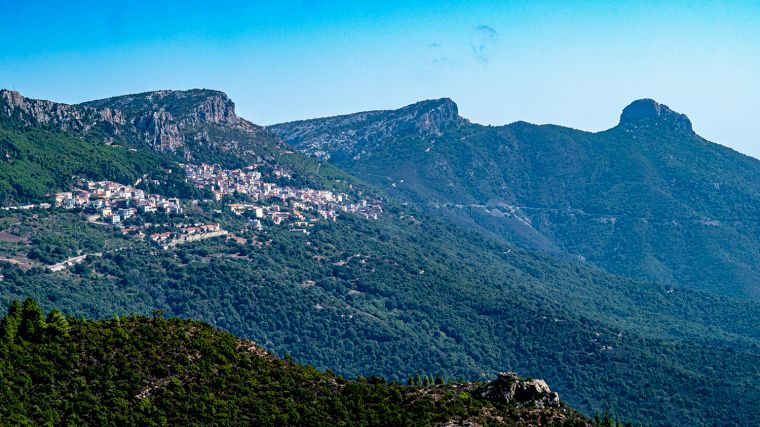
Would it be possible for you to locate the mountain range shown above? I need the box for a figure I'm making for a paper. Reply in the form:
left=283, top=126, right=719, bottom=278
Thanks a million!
left=272, top=98, right=760, bottom=300
left=0, top=89, right=758, bottom=426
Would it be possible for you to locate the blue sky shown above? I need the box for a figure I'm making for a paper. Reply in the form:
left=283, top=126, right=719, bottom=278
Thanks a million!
left=1, top=0, right=759, bottom=158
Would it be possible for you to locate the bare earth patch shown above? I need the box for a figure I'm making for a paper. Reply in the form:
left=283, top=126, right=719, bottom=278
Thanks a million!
left=0, top=231, right=26, bottom=243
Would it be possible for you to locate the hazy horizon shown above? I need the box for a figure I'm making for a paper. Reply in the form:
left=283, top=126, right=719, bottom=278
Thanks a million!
left=2, top=0, right=758, bottom=158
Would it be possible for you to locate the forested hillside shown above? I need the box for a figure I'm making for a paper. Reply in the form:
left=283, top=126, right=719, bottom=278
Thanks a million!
left=0, top=126, right=199, bottom=203
left=0, top=207, right=757, bottom=426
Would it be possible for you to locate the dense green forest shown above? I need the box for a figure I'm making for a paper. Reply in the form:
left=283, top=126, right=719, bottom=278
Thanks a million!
left=0, top=300, right=598, bottom=426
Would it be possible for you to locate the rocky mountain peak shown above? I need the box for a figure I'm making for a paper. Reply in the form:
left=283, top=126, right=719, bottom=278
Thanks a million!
left=71, top=89, right=271, bottom=155
left=0, top=89, right=275, bottom=158
left=0, top=89, right=25, bottom=107
left=619, top=98, right=692, bottom=132
left=269, top=97, right=467, bottom=161
left=149, top=89, right=240, bottom=125
left=398, top=97, right=464, bottom=134
left=82, top=89, right=243, bottom=127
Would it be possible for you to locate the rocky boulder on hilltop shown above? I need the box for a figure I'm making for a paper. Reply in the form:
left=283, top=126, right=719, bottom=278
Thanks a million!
left=475, top=371, right=561, bottom=408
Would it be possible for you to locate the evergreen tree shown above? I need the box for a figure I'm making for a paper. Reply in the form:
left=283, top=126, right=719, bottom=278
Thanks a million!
left=45, top=309, right=70, bottom=338
left=19, top=298, right=46, bottom=342
left=0, top=300, right=23, bottom=342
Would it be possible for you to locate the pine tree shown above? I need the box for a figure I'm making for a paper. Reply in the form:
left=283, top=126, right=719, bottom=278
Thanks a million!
left=0, top=300, right=23, bottom=342
left=45, top=309, right=70, bottom=338
left=19, top=298, right=46, bottom=342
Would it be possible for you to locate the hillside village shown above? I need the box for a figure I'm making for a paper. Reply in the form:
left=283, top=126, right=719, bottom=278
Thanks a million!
left=182, top=162, right=383, bottom=225
left=33, top=162, right=383, bottom=248
left=54, top=180, right=182, bottom=224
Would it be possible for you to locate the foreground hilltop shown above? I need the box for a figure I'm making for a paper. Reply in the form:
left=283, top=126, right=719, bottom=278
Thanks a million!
left=0, top=300, right=594, bottom=426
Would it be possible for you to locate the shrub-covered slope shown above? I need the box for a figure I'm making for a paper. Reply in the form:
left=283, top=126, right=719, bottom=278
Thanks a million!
left=0, top=126, right=198, bottom=203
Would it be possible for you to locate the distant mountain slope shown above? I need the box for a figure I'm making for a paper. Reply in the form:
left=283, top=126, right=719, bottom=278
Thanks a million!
left=272, top=99, right=760, bottom=299
left=274, top=98, right=467, bottom=161
left=0, top=300, right=592, bottom=426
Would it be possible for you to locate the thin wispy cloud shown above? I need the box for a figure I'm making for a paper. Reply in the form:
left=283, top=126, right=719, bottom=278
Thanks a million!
left=470, top=24, right=497, bottom=64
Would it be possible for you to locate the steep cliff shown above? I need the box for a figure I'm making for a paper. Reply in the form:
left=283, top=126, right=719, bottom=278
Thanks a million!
left=0, top=89, right=283, bottom=165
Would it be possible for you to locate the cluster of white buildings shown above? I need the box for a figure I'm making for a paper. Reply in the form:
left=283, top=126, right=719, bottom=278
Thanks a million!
left=148, top=223, right=226, bottom=247
left=38, top=162, right=383, bottom=244
left=54, top=181, right=182, bottom=224
left=182, top=163, right=383, bottom=229
left=182, top=163, right=339, bottom=204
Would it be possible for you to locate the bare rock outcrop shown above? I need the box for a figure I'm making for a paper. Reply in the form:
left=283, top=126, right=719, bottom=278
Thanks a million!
left=269, top=97, right=469, bottom=161
left=0, top=89, right=281, bottom=158
left=619, top=98, right=693, bottom=133
left=474, top=372, right=561, bottom=408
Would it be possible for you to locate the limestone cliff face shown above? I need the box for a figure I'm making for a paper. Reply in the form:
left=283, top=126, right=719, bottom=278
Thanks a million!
left=80, top=89, right=272, bottom=155
left=193, top=91, right=241, bottom=125
left=0, top=89, right=124, bottom=133
left=135, top=109, right=183, bottom=151
left=0, top=89, right=282, bottom=161
left=269, top=98, right=468, bottom=161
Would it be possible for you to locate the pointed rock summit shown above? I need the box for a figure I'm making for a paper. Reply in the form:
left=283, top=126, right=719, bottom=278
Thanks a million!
left=619, top=99, right=692, bottom=132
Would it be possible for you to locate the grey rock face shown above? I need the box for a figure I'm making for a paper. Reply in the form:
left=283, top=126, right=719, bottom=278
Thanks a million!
left=136, top=110, right=183, bottom=151
left=619, top=98, right=692, bottom=132
left=0, top=89, right=120, bottom=133
left=474, top=372, right=561, bottom=408
left=0, top=89, right=279, bottom=159
left=270, top=98, right=468, bottom=161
